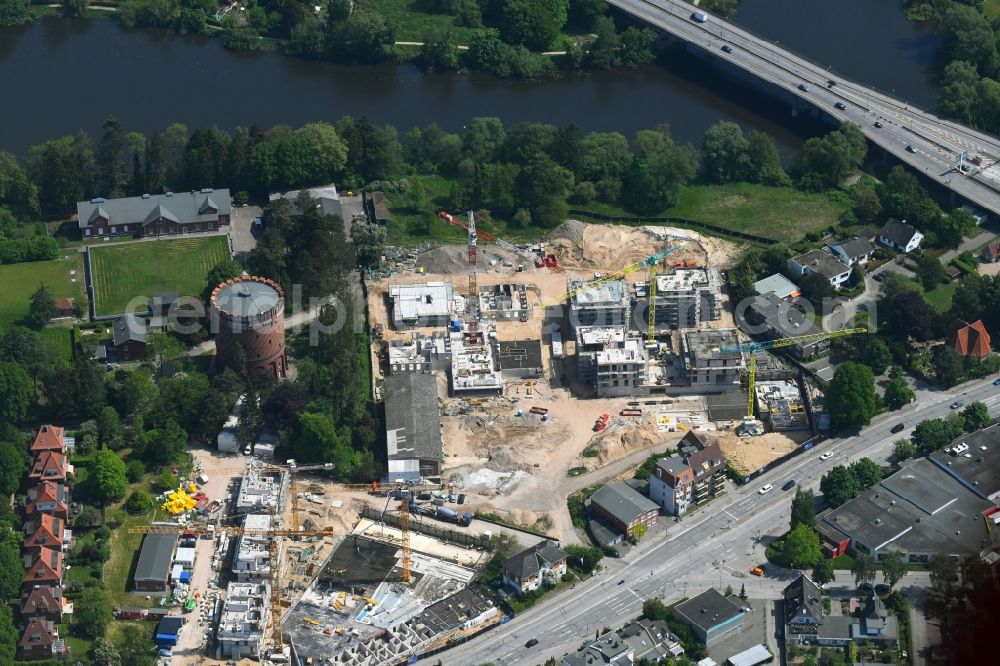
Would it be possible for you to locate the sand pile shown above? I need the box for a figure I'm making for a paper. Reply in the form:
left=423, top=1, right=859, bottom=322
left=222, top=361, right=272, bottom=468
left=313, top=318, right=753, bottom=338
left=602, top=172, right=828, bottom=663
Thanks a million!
left=717, top=431, right=800, bottom=476
left=578, top=420, right=664, bottom=470
left=416, top=243, right=523, bottom=274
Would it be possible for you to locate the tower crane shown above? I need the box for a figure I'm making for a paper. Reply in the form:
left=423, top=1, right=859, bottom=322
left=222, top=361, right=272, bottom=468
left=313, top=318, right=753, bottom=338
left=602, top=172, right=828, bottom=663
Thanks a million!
left=437, top=210, right=536, bottom=261
left=717, top=328, right=867, bottom=418
left=540, top=243, right=683, bottom=309
left=647, top=262, right=658, bottom=347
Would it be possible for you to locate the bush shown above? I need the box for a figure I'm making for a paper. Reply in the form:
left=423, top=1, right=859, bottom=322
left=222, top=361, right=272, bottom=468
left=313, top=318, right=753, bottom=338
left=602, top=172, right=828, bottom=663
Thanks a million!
left=125, top=459, right=145, bottom=483
left=124, top=491, right=153, bottom=515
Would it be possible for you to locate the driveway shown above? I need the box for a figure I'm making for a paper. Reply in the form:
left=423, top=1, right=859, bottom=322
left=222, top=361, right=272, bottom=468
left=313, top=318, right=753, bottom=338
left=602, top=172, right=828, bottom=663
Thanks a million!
left=938, top=229, right=997, bottom=263
left=229, top=205, right=262, bottom=258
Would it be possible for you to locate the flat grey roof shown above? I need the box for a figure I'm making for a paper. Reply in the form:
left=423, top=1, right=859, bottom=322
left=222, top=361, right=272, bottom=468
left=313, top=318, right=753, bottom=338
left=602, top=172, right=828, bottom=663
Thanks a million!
left=674, top=588, right=745, bottom=633
left=791, top=249, right=850, bottom=278
left=497, top=339, right=543, bottom=371
left=215, top=279, right=281, bottom=317
left=929, top=424, right=1000, bottom=500
left=414, top=588, right=493, bottom=634
left=384, top=373, right=442, bottom=463
left=753, top=273, right=799, bottom=298
left=571, top=279, right=626, bottom=306
left=134, top=533, right=177, bottom=583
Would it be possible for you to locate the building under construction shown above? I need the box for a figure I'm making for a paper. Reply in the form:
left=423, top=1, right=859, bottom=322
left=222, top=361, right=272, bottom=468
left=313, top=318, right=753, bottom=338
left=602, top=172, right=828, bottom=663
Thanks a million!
left=449, top=326, right=503, bottom=396
left=635, top=267, right=723, bottom=332
left=754, top=380, right=809, bottom=431
left=567, top=279, right=630, bottom=332
left=389, top=282, right=455, bottom=330
left=575, top=327, right=651, bottom=398
left=479, top=283, right=531, bottom=322
left=386, top=333, right=451, bottom=375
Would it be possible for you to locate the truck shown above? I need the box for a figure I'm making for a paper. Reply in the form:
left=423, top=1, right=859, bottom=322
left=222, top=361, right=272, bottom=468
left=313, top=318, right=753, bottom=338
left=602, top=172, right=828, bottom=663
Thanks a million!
left=435, top=506, right=473, bottom=526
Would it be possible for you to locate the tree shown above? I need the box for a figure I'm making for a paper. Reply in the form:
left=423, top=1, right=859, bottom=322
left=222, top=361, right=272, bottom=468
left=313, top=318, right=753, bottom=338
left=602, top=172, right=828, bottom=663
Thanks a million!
left=795, top=123, right=867, bottom=190
left=632, top=522, right=647, bottom=540
left=916, top=254, right=948, bottom=291
left=797, top=271, right=834, bottom=303
left=146, top=330, right=184, bottom=378
left=584, top=16, right=620, bottom=70
left=500, top=0, right=569, bottom=50
left=0, top=604, right=15, bottom=664
left=739, top=583, right=747, bottom=600
left=0, top=536, right=24, bottom=599
left=853, top=187, right=882, bottom=223
left=263, top=381, right=311, bottom=430
left=939, top=60, right=980, bottom=124
left=884, top=290, right=934, bottom=341
left=892, top=438, right=916, bottom=462
left=26, top=282, right=58, bottom=328
left=820, top=465, right=859, bottom=508
left=76, top=587, right=112, bottom=638
left=850, top=458, right=882, bottom=490
left=329, top=12, right=396, bottom=63
left=417, top=28, right=460, bottom=71
left=642, top=597, right=670, bottom=622
left=351, top=219, right=387, bottom=268
left=880, top=550, right=907, bottom=589
left=75, top=505, right=102, bottom=528
left=290, top=411, right=360, bottom=476
left=124, top=491, right=153, bottom=515
left=812, top=558, right=835, bottom=586
left=790, top=487, right=816, bottom=530
left=701, top=121, right=752, bottom=183
left=961, top=401, right=992, bottom=432
left=0, top=0, right=30, bottom=26
left=90, top=638, right=123, bottom=666
left=784, top=524, right=822, bottom=568
left=137, top=420, right=188, bottom=468
left=0, top=433, right=27, bottom=496
left=618, top=26, right=657, bottom=66
left=852, top=553, right=877, bottom=587
left=97, top=406, right=123, bottom=449
left=912, top=416, right=964, bottom=456
left=125, top=459, right=145, bottom=483
left=0, top=326, right=49, bottom=388
left=621, top=128, right=697, bottom=214
left=928, top=552, right=959, bottom=588
left=826, top=362, right=879, bottom=430
left=0, top=361, right=32, bottom=423
left=95, top=116, right=127, bottom=197
left=883, top=366, right=915, bottom=411
left=92, top=448, right=128, bottom=504
left=818, top=651, right=847, bottom=666
left=203, top=258, right=244, bottom=304
left=933, top=346, right=965, bottom=387
left=156, top=471, right=179, bottom=492
left=861, top=338, right=892, bottom=375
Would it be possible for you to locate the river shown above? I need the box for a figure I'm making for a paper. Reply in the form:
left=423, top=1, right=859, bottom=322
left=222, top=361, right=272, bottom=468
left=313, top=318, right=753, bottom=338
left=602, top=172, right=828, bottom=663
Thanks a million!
left=0, top=1, right=939, bottom=158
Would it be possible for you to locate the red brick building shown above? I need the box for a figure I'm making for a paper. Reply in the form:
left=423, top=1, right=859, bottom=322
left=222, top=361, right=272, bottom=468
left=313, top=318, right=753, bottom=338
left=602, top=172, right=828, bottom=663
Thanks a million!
left=948, top=319, right=991, bottom=358
left=26, top=481, right=70, bottom=522
left=76, top=189, right=231, bottom=238
left=17, top=620, right=63, bottom=661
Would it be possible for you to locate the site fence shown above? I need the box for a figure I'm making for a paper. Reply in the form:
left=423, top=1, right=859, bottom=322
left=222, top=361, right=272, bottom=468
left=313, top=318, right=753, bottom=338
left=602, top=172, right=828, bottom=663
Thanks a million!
left=360, top=505, right=492, bottom=550
left=567, top=209, right=778, bottom=245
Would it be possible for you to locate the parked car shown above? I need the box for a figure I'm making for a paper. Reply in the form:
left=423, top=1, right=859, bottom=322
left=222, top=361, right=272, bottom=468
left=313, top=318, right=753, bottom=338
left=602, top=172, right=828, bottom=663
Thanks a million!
left=891, top=423, right=905, bottom=433
left=525, top=638, right=539, bottom=648
left=834, top=102, right=847, bottom=110
left=782, top=479, right=796, bottom=491
left=758, top=483, right=773, bottom=495
left=951, top=400, right=965, bottom=409
left=820, top=451, right=833, bottom=460
left=750, top=565, right=765, bottom=576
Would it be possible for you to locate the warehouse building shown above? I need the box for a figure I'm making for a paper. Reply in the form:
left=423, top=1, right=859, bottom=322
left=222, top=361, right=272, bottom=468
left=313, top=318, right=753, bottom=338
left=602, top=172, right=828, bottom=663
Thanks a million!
left=384, top=373, right=443, bottom=481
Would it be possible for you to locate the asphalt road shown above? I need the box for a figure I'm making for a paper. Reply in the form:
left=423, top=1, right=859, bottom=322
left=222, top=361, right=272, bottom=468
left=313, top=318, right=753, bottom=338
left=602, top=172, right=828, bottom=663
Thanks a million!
left=443, top=374, right=1000, bottom=665
left=607, top=0, right=1000, bottom=216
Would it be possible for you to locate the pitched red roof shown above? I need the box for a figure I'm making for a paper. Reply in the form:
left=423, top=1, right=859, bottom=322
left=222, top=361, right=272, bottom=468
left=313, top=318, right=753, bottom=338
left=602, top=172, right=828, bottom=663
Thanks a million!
left=28, top=451, right=67, bottom=481
left=22, top=547, right=62, bottom=585
left=24, top=514, right=64, bottom=550
left=30, top=425, right=64, bottom=454
left=21, top=587, right=62, bottom=617
left=18, top=619, right=56, bottom=649
left=948, top=319, right=992, bottom=359
left=26, top=482, right=69, bottom=518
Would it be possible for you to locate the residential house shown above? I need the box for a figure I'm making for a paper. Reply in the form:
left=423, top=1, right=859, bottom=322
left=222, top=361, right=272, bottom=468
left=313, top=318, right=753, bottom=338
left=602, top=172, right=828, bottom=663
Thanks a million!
left=783, top=575, right=898, bottom=648
left=649, top=431, right=726, bottom=517
left=619, top=618, right=685, bottom=662
left=23, top=514, right=68, bottom=557
left=826, top=237, right=875, bottom=266
left=112, top=314, right=148, bottom=361
left=17, top=620, right=64, bottom=661
left=26, top=482, right=70, bottom=521
left=673, top=588, right=748, bottom=646
left=20, top=587, right=67, bottom=623
left=30, top=425, right=64, bottom=456
left=947, top=319, right=991, bottom=359
left=752, top=273, right=800, bottom=300
left=981, top=240, right=1000, bottom=263
left=501, top=540, right=569, bottom=594
left=28, top=451, right=71, bottom=483
left=76, top=189, right=231, bottom=238
left=587, top=481, right=659, bottom=546
left=788, top=250, right=852, bottom=289
left=22, top=547, right=63, bottom=591
left=133, top=533, right=178, bottom=592
left=742, top=292, right=827, bottom=359
left=877, top=218, right=923, bottom=253
left=561, top=631, right=633, bottom=666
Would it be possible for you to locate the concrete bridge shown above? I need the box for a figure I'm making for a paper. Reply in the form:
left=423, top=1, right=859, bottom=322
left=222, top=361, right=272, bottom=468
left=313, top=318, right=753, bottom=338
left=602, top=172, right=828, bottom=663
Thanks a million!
left=610, top=0, right=1000, bottom=215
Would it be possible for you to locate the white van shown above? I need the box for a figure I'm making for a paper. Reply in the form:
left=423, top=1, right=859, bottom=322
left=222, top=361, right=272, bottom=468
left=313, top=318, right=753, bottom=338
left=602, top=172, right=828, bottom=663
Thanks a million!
left=691, top=11, right=708, bottom=23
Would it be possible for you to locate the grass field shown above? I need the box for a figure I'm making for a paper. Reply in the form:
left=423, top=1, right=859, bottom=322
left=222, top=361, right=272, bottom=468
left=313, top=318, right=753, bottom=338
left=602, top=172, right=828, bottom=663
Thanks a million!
left=0, top=255, right=85, bottom=329
left=89, top=236, right=231, bottom=316
left=364, top=0, right=483, bottom=43
left=923, top=282, right=957, bottom=313
left=987, top=0, right=1000, bottom=19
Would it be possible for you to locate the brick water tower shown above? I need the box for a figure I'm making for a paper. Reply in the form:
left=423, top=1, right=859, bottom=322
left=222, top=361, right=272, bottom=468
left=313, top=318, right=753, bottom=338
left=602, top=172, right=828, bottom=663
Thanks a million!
left=210, top=274, right=287, bottom=379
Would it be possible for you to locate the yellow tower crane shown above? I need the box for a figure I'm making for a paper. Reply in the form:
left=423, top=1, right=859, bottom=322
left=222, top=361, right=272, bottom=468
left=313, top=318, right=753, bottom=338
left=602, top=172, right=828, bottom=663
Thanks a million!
left=718, top=328, right=867, bottom=418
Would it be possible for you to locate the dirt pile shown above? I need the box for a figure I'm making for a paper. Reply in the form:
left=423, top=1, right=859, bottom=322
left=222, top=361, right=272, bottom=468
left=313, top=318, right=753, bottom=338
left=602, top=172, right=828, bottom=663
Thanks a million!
left=579, top=420, right=666, bottom=470
left=716, top=430, right=802, bottom=476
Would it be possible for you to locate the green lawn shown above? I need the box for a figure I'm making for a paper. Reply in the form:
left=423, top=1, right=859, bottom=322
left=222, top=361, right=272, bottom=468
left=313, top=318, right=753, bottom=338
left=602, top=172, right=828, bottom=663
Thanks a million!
left=987, top=0, right=1000, bottom=20
left=0, top=254, right=85, bottom=329
left=89, top=236, right=231, bottom=316
left=364, top=0, right=483, bottom=43
left=38, top=325, right=75, bottom=363
left=923, top=282, right=957, bottom=313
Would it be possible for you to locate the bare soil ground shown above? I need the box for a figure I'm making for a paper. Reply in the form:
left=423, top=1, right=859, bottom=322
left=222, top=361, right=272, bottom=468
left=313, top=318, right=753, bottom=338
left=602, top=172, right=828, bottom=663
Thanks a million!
left=716, top=430, right=812, bottom=476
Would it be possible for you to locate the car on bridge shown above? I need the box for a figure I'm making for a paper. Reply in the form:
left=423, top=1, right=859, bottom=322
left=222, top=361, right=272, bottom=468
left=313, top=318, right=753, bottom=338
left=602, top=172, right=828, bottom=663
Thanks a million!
left=906, top=144, right=917, bottom=153
left=874, top=121, right=883, bottom=128
left=835, top=102, right=847, bottom=110
left=798, top=83, right=810, bottom=92
left=691, top=11, right=708, bottom=23
left=827, top=79, right=837, bottom=88
left=722, top=44, right=733, bottom=53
